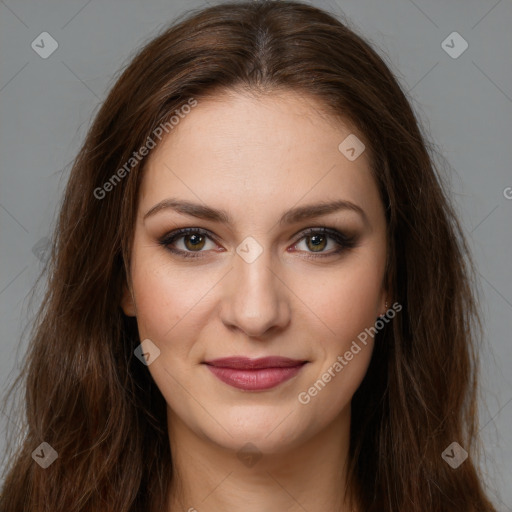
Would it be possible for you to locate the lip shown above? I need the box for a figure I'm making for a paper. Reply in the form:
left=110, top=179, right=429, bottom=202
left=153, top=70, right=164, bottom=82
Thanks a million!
left=203, top=357, right=308, bottom=391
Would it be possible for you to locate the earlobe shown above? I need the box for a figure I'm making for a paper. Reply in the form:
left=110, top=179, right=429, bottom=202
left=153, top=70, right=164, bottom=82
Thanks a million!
left=120, top=283, right=137, bottom=317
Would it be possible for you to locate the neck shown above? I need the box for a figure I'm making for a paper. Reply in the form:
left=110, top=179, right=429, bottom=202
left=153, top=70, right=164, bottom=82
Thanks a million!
left=165, top=406, right=356, bottom=512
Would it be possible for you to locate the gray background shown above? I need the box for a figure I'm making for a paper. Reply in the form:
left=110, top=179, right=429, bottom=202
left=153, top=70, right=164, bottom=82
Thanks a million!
left=1, top=0, right=511, bottom=508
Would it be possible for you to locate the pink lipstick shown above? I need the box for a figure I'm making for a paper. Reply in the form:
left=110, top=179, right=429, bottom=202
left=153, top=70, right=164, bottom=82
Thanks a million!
left=203, top=356, right=307, bottom=391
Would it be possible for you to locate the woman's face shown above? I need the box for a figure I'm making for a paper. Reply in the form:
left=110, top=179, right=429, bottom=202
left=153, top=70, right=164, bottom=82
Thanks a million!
left=121, top=90, right=387, bottom=454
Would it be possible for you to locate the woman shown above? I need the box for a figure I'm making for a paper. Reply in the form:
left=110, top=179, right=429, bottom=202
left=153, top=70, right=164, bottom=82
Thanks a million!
left=0, top=1, right=498, bottom=510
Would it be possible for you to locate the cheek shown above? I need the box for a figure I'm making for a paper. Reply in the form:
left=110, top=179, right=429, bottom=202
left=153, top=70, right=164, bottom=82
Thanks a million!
left=297, top=277, right=378, bottom=421
left=130, top=244, right=209, bottom=325
left=292, top=252, right=383, bottom=407
left=294, top=253, right=385, bottom=341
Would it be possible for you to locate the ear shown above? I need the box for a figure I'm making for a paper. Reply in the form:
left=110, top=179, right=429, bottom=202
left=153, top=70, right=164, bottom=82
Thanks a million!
left=121, top=282, right=137, bottom=317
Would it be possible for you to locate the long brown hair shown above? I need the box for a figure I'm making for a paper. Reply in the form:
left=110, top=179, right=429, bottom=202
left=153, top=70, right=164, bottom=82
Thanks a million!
left=0, top=1, right=497, bottom=510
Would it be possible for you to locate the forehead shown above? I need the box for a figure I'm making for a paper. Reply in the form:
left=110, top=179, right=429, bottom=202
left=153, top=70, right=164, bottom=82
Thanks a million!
left=138, top=90, right=381, bottom=225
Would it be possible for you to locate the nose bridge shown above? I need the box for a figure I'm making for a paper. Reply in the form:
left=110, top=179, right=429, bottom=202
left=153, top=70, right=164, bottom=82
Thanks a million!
left=221, top=236, right=289, bottom=337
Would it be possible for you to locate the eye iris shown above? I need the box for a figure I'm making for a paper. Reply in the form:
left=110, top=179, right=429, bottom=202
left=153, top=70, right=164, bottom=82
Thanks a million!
left=307, top=234, right=327, bottom=252
left=184, top=234, right=205, bottom=251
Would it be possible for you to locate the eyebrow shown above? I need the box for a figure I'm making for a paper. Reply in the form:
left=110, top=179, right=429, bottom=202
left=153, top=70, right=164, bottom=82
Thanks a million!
left=143, top=198, right=369, bottom=227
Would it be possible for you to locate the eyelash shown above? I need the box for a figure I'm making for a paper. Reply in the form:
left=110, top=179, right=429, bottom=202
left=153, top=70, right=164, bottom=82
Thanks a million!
left=158, top=227, right=357, bottom=260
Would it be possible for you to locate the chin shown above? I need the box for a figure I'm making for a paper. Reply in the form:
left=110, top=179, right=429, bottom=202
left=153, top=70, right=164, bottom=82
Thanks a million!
left=195, top=405, right=313, bottom=454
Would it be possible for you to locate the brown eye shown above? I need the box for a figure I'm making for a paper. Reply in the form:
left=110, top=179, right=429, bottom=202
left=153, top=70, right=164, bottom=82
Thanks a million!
left=183, top=233, right=206, bottom=251
left=159, top=228, right=217, bottom=258
left=159, top=226, right=357, bottom=260
left=305, top=234, right=328, bottom=252
left=293, top=227, right=357, bottom=257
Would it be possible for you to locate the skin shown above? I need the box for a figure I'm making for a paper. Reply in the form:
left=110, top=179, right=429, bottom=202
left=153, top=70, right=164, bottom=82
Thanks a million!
left=121, top=89, right=388, bottom=512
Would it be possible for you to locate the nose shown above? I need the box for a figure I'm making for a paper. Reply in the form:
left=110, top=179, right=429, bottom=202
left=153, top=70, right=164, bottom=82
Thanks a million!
left=219, top=244, right=291, bottom=339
